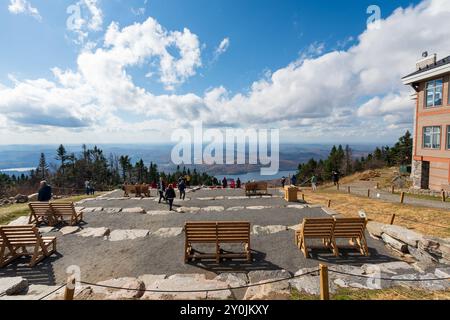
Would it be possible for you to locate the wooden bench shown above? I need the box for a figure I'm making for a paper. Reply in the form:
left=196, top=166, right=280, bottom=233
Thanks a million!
left=28, top=202, right=57, bottom=226
left=50, top=202, right=84, bottom=226
left=0, top=225, right=57, bottom=268
left=245, top=182, right=268, bottom=196
left=295, top=217, right=369, bottom=258
left=333, top=217, right=369, bottom=256
left=184, top=221, right=251, bottom=263
left=295, top=218, right=336, bottom=258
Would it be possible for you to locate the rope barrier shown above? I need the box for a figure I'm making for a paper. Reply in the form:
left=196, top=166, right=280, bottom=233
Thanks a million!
left=38, top=283, right=66, bottom=300
left=328, top=269, right=450, bottom=282
left=78, top=269, right=320, bottom=293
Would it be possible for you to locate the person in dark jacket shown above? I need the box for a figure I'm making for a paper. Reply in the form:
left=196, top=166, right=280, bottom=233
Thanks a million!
left=222, top=177, right=228, bottom=189
left=165, top=184, right=176, bottom=211
left=38, top=181, right=52, bottom=202
left=281, top=176, right=286, bottom=188
left=236, top=178, right=241, bottom=189
left=178, top=179, right=186, bottom=200
left=158, top=178, right=166, bottom=203
left=290, top=175, right=297, bottom=186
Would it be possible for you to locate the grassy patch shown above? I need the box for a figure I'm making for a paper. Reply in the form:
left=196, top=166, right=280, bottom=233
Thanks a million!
left=290, top=287, right=450, bottom=300
left=0, top=193, right=106, bottom=225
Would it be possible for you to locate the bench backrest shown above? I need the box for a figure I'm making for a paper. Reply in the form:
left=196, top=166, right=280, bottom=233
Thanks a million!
left=185, top=221, right=251, bottom=243
left=333, top=217, right=367, bottom=239
left=29, top=202, right=52, bottom=217
left=0, top=225, right=41, bottom=246
left=301, top=218, right=335, bottom=239
left=185, top=222, right=218, bottom=243
left=50, top=202, right=75, bottom=216
left=245, top=182, right=268, bottom=191
left=217, top=222, right=250, bottom=243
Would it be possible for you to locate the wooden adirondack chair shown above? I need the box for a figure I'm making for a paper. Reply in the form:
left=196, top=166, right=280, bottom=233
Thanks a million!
left=217, top=221, right=251, bottom=262
left=50, top=202, right=84, bottom=226
left=0, top=225, right=57, bottom=268
left=295, top=217, right=336, bottom=258
left=28, top=202, right=57, bottom=226
left=332, top=217, right=369, bottom=256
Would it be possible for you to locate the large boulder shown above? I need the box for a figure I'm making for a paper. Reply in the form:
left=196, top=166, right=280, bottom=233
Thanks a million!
left=28, top=193, right=38, bottom=201
left=408, top=246, right=438, bottom=264
left=14, top=194, right=28, bottom=203
left=8, top=216, right=30, bottom=226
left=93, top=277, right=145, bottom=300
left=366, top=221, right=385, bottom=238
left=381, top=225, right=423, bottom=247
left=419, top=237, right=450, bottom=263
left=0, top=277, right=29, bottom=296
left=381, top=233, right=408, bottom=253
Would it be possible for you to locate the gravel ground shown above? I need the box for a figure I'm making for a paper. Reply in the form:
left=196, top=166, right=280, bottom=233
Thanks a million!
left=0, top=188, right=397, bottom=285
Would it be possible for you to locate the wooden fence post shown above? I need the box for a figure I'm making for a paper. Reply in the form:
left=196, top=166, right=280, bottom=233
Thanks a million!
left=64, top=275, right=76, bottom=301
left=367, top=189, right=371, bottom=198
left=400, top=192, right=405, bottom=204
left=319, top=264, right=330, bottom=300
left=301, top=193, right=305, bottom=202
left=390, top=214, right=396, bottom=225
left=327, top=200, right=331, bottom=208
left=347, top=186, right=351, bottom=194
left=442, top=191, right=446, bottom=203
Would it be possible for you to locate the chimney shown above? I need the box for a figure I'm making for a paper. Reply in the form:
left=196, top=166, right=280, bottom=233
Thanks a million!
left=416, top=52, right=437, bottom=70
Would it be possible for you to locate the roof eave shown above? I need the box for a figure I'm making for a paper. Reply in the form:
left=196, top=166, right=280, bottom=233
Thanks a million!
left=402, top=64, right=450, bottom=85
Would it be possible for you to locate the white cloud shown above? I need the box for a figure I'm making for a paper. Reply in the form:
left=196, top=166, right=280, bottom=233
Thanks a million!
left=215, top=37, right=230, bottom=57
left=8, top=0, right=42, bottom=21
left=1, top=0, right=450, bottom=144
left=67, top=0, right=103, bottom=45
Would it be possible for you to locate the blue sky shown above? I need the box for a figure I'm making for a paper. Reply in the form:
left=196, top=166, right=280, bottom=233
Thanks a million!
left=0, top=0, right=449, bottom=145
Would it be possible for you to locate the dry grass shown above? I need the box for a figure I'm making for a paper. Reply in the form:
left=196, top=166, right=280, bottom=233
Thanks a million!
left=299, top=189, right=450, bottom=238
left=291, top=287, right=450, bottom=300
left=0, top=193, right=106, bottom=225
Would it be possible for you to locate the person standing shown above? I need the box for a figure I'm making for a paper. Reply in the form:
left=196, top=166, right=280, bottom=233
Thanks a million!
left=222, top=177, right=228, bottom=189
left=85, top=180, right=90, bottom=195
left=158, top=178, right=166, bottom=203
left=165, top=184, right=176, bottom=211
left=291, top=175, right=297, bottom=186
left=38, top=181, right=52, bottom=202
left=311, top=175, right=318, bottom=191
left=178, top=179, right=186, bottom=200
left=236, top=178, right=241, bottom=189
left=89, top=182, right=95, bottom=195
left=281, top=176, right=286, bottom=188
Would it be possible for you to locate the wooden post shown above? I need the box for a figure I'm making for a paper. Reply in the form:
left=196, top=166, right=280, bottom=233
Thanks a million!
left=301, top=193, right=305, bottom=202
left=390, top=214, right=396, bottom=225
left=391, top=185, right=395, bottom=194
left=442, top=191, right=446, bottom=203
left=400, top=192, right=405, bottom=204
left=347, top=186, right=351, bottom=194
left=64, top=275, right=76, bottom=301
left=319, top=264, right=330, bottom=300
left=327, top=200, right=331, bottom=208
left=367, top=189, right=370, bottom=198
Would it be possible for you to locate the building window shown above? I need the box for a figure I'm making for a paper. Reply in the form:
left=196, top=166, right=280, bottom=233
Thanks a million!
left=448, top=126, right=450, bottom=150
left=425, top=79, right=443, bottom=107
left=423, top=126, right=441, bottom=149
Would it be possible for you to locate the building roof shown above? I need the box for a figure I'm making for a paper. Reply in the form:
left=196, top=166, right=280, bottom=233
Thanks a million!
left=402, top=55, right=450, bottom=79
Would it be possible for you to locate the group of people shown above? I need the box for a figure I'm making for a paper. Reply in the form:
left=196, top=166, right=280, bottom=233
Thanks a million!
left=157, top=177, right=187, bottom=211
left=280, top=170, right=339, bottom=192
left=221, top=177, right=241, bottom=189
left=84, top=180, right=95, bottom=195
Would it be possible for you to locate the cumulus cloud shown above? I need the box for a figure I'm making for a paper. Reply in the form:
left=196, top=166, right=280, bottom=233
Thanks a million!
left=1, top=0, right=450, bottom=143
left=8, top=0, right=41, bottom=21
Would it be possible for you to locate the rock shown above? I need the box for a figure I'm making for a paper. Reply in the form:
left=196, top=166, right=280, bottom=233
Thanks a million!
left=226, top=206, right=245, bottom=212
left=286, top=204, right=307, bottom=209
left=108, top=229, right=150, bottom=241
left=366, top=221, right=385, bottom=238
left=202, top=206, right=225, bottom=212
left=435, top=267, right=450, bottom=278
left=147, top=210, right=172, bottom=216
left=408, top=245, right=438, bottom=264
left=381, top=233, right=408, bottom=253
left=412, top=261, right=437, bottom=273
left=322, top=207, right=339, bottom=216
left=82, top=207, right=103, bottom=213
left=214, top=273, right=248, bottom=288
left=152, top=227, right=183, bottom=238
left=381, top=225, right=423, bottom=247
left=198, top=197, right=215, bottom=201
left=74, top=207, right=84, bottom=212
left=419, top=237, right=450, bottom=261
left=248, top=270, right=291, bottom=284
left=77, top=227, right=110, bottom=238
left=176, top=207, right=201, bottom=214
left=94, top=277, right=145, bottom=300
left=362, top=261, right=414, bottom=275
left=60, top=226, right=81, bottom=235
left=246, top=206, right=273, bottom=210
left=8, top=216, right=30, bottom=226
left=289, top=269, right=321, bottom=295
left=142, top=274, right=232, bottom=300
left=14, top=194, right=28, bottom=203
left=122, top=207, right=145, bottom=214
left=28, top=193, right=38, bottom=201
left=0, top=284, right=64, bottom=300
left=0, top=277, right=28, bottom=295
left=244, top=279, right=290, bottom=300
left=288, top=224, right=301, bottom=231
left=252, top=225, right=287, bottom=235
left=102, top=208, right=122, bottom=214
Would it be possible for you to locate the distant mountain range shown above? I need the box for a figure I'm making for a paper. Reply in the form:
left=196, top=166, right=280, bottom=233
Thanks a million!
left=0, top=143, right=377, bottom=176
